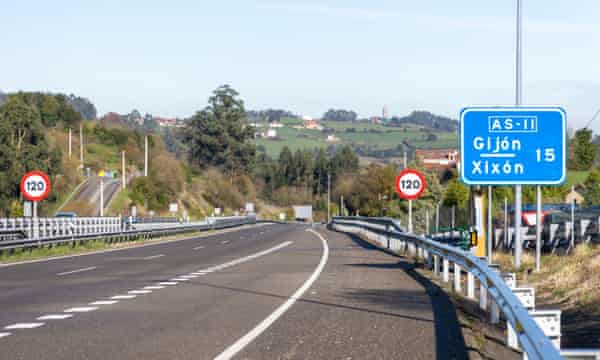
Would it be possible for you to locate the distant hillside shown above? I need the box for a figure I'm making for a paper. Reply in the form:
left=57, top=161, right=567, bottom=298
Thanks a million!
left=388, top=111, right=458, bottom=132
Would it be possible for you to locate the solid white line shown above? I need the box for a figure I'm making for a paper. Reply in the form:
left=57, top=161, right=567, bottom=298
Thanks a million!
left=128, top=290, right=151, bottom=294
left=170, top=278, right=189, bottom=281
left=37, top=314, right=73, bottom=320
left=57, top=266, right=97, bottom=276
left=4, top=323, right=45, bottom=330
left=214, top=229, right=328, bottom=360
left=158, top=282, right=178, bottom=286
left=0, top=223, right=271, bottom=268
left=64, top=307, right=98, bottom=313
left=190, top=272, right=208, bottom=276
left=111, top=295, right=137, bottom=299
left=193, top=245, right=204, bottom=250
left=143, top=286, right=165, bottom=290
left=0, top=332, right=11, bottom=338
left=89, top=300, right=119, bottom=305
left=143, top=254, right=164, bottom=260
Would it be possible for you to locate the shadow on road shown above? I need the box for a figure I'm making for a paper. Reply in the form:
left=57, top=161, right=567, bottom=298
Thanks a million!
left=343, top=233, right=469, bottom=360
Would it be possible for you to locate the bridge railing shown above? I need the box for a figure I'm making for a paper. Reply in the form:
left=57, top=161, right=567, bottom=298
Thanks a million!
left=0, top=215, right=256, bottom=251
left=331, top=216, right=562, bottom=360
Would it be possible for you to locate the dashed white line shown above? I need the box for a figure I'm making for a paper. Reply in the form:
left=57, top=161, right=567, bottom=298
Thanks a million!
left=111, top=295, right=137, bottom=299
left=193, top=246, right=204, bottom=250
left=0, top=332, right=11, bottom=338
left=221, top=240, right=230, bottom=244
left=215, top=230, right=327, bottom=360
left=179, top=275, right=197, bottom=279
left=90, top=300, right=119, bottom=305
left=190, top=272, right=208, bottom=276
left=144, top=285, right=165, bottom=290
left=64, top=307, right=98, bottom=313
left=128, top=290, right=151, bottom=294
left=143, top=254, right=165, bottom=260
left=57, top=266, right=97, bottom=276
left=37, top=314, right=73, bottom=320
left=170, top=278, right=189, bottom=282
left=4, top=323, right=45, bottom=330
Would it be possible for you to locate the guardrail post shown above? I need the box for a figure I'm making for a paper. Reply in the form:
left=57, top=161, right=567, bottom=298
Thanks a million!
left=502, top=272, right=517, bottom=289
left=454, top=263, right=462, bottom=293
left=479, top=279, right=488, bottom=311
left=508, top=287, right=536, bottom=350
left=467, top=272, right=475, bottom=299
left=433, top=254, right=440, bottom=277
left=442, top=257, right=449, bottom=282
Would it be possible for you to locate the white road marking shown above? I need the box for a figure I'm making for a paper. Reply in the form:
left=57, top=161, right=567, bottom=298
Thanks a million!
left=144, top=286, right=165, bottom=290
left=4, top=323, right=45, bottom=330
left=190, top=272, right=208, bottom=276
left=90, top=300, right=119, bottom=305
left=111, top=295, right=137, bottom=299
left=222, top=240, right=230, bottom=244
left=158, top=282, right=178, bottom=286
left=179, top=275, right=197, bottom=279
left=128, top=290, right=151, bottom=294
left=0, top=332, right=11, bottom=338
left=170, top=278, right=189, bottom=281
left=37, top=314, right=73, bottom=320
left=193, top=246, right=204, bottom=250
left=199, top=241, right=292, bottom=275
left=64, top=307, right=98, bottom=313
left=57, top=266, right=97, bottom=276
left=215, top=230, right=328, bottom=360
left=143, top=254, right=164, bottom=260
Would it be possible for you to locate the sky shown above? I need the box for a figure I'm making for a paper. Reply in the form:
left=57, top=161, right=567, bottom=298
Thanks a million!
left=1, top=0, right=599, bottom=129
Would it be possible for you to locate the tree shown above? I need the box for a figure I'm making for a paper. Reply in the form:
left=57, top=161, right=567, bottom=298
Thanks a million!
left=583, top=167, right=600, bottom=206
left=0, top=97, right=61, bottom=215
left=183, top=85, right=255, bottom=181
left=443, top=179, right=469, bottom=208
left=571, top=129, right=596, bottom=171
left=322, top=109, right=358, bottom=122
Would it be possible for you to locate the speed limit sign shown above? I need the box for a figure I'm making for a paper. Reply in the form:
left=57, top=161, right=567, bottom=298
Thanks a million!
left=395, top=169, right=426, bottom=200
left=20, top=171, right=51, bottom=202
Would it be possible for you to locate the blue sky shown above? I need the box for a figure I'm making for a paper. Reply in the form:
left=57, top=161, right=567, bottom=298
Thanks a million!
left=1, top=1, right=599, bottom=129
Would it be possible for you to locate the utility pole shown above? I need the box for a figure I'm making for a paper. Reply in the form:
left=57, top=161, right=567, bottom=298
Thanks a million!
left=570, top=185, right=575, bottom=252
left=144, top=135, right=149, bottom=177
left=340, top=195, right=344, bottom=216
left=425, top=209, right=429, bottom=235
left=403, top=150, right=407, bottom=169
left=504, top=197, right=508, bottom=249
left=327, top=174, right=331, bottom=223
left=488, top=186, right=493, bottom=263
left=451, top=205, right=456, bottom=229
left=436, top=203, right=440, bottom=232
left=514, top=0, right=523, bottom=269
left=122, top=150, right=126, bottom=189
left=68, top=128, right=72, bottom=158
left=100, top=177, right=104, bottom=217
left=79, top=123, right=84, bottom=169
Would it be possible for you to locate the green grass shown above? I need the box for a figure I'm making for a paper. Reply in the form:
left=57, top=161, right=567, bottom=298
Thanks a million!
left=256, top=121, right=458, bottom=158
left=566, top=170, right=589, bottom=186
left=107, top=188, right=131, bottom=215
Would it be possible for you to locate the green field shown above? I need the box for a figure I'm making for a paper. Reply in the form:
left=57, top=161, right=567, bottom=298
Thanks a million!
left=255, top=119, right=458, bottom=158
left=566, top=170, right=589, bottom=187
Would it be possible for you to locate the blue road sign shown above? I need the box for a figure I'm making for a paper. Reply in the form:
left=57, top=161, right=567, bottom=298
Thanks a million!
left=460, top=107, right=566, bottom=185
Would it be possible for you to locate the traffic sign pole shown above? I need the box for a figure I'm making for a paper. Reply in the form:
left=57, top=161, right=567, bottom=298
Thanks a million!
left=536, top=185, right=542, bottom=271
left=514, top=0, right=523, bottom=269
left=408, top=200, right=413, bottom=233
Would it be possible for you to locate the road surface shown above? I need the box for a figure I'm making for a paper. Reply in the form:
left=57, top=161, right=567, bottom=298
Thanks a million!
left=0, top=224, right=472, bottom=359
left=64, top=176, right=121, bottom=215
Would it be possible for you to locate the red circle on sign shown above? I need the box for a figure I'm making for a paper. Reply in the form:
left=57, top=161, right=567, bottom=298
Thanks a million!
left=20, top=171, right=51, bottom=202
left=395, top=169, right=426, bottom=200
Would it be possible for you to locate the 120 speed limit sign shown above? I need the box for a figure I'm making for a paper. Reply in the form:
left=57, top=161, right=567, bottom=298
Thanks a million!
left=20, top=171, right=51, bottom=202
left=395, top=169, right=426, bottom=200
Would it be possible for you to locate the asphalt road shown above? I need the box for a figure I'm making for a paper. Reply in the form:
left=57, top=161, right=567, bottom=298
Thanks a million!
left=0, top=224, right=471, bottom=359
left=67, top=176, right=121, bottom=215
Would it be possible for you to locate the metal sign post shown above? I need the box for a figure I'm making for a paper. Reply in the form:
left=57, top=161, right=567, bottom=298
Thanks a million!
left=395, top=169, right=426, bottom=234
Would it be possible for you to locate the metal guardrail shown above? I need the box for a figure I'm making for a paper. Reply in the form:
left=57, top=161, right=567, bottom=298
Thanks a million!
left=332, top=216, right=562, bottom=360
left=0, top=216, right=255, bottom=251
